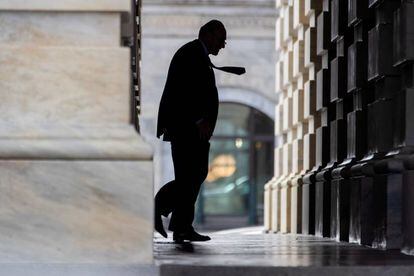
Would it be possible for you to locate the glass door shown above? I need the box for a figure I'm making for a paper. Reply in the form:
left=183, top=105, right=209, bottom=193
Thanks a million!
left=203, top=138, right=250, bottom=216
left=195, top=103, right=274, bottom=230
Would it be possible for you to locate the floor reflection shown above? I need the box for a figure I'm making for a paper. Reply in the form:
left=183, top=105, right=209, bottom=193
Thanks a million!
left=175, top=242, right=194, bottom=253
left=154, top=226, right=414, bottom=267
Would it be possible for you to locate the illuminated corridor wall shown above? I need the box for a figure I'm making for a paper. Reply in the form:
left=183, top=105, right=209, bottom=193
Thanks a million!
left=266, top=0, right=414, bottom=255
left=265, top=0, right=321, bottom=234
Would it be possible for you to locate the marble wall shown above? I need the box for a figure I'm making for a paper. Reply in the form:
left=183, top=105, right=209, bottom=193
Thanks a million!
left=0, top=0, right=154, bottom=271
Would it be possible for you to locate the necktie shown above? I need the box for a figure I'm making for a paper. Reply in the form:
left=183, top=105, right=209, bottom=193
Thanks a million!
left=209, top=60, right=246, bottom=75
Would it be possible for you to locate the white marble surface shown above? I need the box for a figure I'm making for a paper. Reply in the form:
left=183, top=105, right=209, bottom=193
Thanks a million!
left=0, top=124, right=142, bottom=139
left=0, top=12, right=120, bottom=47
left=0, top=137, right=152, bottom=160
left=0, top=160, right=153, bottom=264
left=218, top=87, right=276, bottom=119
left=0, top=0, right=131, bottom=12
left=0, top=47, right=130, bottom=125
left=0, top=1, right=155, bottom=268
left=0, top=264, right=157, bottom=276
left=144, top=0, right=274, bottom=9
left=0, top=124, right=153, bottom=160
left=142, top=12, right=275, bottom=38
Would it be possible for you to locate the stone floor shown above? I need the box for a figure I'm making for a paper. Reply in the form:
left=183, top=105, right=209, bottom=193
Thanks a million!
left=154, top=227, right=414, bottom=276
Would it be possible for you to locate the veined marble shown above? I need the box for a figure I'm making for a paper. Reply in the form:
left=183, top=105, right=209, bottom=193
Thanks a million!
left=0, top=0, right=154, bottom=269
left=0, top=0, right=131, bottom=12
left=0, top=12, right=121, bottom=47
left=0, top=48, right=130, bottom=125
left=0, top=160, right=153, bottom=263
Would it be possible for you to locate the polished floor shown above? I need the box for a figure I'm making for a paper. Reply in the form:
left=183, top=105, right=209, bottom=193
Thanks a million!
left=154, top=227, right=414, bottom=276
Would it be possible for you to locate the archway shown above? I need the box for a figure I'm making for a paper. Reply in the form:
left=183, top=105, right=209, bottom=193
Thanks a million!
left=195, top=102, right=274, bottom=230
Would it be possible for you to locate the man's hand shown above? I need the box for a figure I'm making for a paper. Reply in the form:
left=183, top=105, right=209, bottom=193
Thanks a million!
left=196, top=119, right=212, bottom=140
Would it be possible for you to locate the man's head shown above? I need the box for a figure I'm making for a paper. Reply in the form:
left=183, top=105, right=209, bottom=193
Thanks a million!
left=198, top=20, right=226, bottom=56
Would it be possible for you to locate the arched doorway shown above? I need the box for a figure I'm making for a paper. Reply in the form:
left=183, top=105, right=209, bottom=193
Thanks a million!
left=195, top=102, right=274, bottom=230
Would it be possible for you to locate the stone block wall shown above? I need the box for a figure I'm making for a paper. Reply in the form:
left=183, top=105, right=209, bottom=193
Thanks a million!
left=265, top=0, right=322, bottom=234
left=0, top=0, right=154, bottom=271
left=267, top=0, right=414, bottom=255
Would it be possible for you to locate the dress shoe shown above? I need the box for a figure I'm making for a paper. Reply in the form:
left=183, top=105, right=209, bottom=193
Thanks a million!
left=154, top=211, right=167, bottom=238
left=173, top=230, right=211, bottom=243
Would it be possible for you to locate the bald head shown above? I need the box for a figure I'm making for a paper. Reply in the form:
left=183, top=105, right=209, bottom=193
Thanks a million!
left=198, top=20, right=227, bottom=56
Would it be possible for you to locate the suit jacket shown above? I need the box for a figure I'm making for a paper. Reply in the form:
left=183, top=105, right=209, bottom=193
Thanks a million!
left=156, top=39, right=219, bottom=141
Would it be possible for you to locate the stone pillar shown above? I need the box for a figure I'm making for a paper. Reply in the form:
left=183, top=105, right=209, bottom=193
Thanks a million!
left=271, top=0, right=322, bottom=234
left=345, top=0, right=378, bottom=246
left=310, top=0, right=336, bottom=238
left=349, top=0, right=403, bottom=249
left=385, top=0, right=414, bottom=252
left=299, top=0, right=320, bottom=234
left=264, top=179, right=273, bottom=232
left=0, top=0, right=153, bottom=272
left=328, top=0, right=367, bottom=242
left=271, top=0, right=414, bottom=256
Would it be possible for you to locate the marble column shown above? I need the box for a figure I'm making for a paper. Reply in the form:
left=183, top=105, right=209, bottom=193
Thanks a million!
left=313, top=0, right=337, bottom=238
left=0, top=0, right=153, bottom=271
left=360, top=0, right=403, bottom=249
left=270, top=0, right=322, bottom=235
left=328, top=0, right=367, bottom=242
left=382, top=1, right=414, bottom=251
left=403, top=155, right=414, bottom=255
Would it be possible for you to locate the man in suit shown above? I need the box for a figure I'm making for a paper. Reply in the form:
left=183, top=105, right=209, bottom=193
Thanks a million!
left=154, top=20, right=227, bottom=243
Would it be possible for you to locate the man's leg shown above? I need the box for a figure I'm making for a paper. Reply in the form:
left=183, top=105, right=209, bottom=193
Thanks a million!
left=154, top=180, right=173, bottom=237
left=168, top=140, right=210, bottom=233
left=155, top=180, right=177, bottom=217
left=154, top=140, right=181, bottom=238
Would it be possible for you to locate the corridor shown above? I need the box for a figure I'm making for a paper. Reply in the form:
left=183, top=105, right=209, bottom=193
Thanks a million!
left=155, top=227, right=414, bottom=276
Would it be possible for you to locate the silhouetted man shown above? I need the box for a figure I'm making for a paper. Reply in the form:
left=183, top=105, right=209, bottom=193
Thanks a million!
left=155, top=20, right=244, bottom=243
